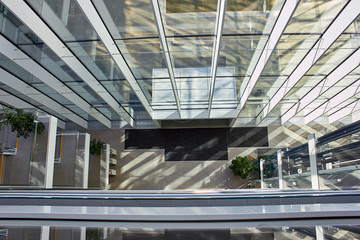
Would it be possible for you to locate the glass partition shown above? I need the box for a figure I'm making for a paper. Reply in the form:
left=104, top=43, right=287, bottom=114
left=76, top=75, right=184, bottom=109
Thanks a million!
left=53, top=131, right=89, bottom=189
left=0, top=112, right=49, bottom=188
left=0, top=223, right=359, bottom=240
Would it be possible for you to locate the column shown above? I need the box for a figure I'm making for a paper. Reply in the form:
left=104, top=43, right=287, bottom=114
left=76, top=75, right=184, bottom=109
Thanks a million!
left=308, top=134, right=320, bottom=190
left=277, top=150, right=283, bottom=189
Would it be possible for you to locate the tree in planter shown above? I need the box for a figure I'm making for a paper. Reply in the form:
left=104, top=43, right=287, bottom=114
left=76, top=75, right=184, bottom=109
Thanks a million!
left=229, top=156, right=256, bottom=179
left=90, top=138, right=104, bottom=155
left=4, top=108, right=35, bottom=139
left=0, top=107, right=45, bottom=139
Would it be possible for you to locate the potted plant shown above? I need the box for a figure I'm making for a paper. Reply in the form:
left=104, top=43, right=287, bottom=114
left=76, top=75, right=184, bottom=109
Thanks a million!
left=229, top=156, right=256, bottom=179
left=90, top=138, right=104, bottom=155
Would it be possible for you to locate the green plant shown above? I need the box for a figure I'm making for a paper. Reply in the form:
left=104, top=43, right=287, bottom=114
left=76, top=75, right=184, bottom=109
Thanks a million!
left=4, top=108, right=35, bottom=139
left=35, top=121, right=45, bottom=135
left=263, top=159, right=276, bottom=178
left=229, top=156, right=256, bottom=179
left=90, top=138, right=104, bottom=155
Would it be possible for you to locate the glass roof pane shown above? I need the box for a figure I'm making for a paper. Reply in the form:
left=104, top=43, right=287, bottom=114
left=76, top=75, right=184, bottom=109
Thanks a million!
left=67, top=41, right=126, bottom=81
left=117, top=38, right=167, bottom=80
left=307, top=26, right=360, bottom=76
left=223, top=0, right=284, bottom=35
left=94, top=0, right=159, bottom=39
left=284, top=0, right=347, bottom=34
left=262, top=35, right=320, bottom=76
left=219, top=36, right=267, bottom=77
left=27, top=0, right=99, bottom=41
left=159, top=0, right=217, bottom=36
left=167, top=36, right=214, bottom=73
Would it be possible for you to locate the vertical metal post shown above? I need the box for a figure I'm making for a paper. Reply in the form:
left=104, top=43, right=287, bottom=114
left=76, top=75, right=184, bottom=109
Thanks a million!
left=45, top=116, right=57, bottom=189
left=41, top=226, right=50, bottom=240
left=260, top=158, right=264, bottom=189
left=308, top=134, right=320, bottom=190
left=83, top=133, right=90, bottom=189
left=316, top=226, right=325, bottom=240
left=277, top=150, right=283, bottom=189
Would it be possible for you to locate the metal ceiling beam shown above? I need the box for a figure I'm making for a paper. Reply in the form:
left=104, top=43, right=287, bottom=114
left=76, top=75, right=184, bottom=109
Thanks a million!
left=328, top=99, right=360, bottom=124
left=0, top=68, right=88, bottom=128
left=0, top=88, right=66, bottom=128
left=0, top=35, right=111, bottom=128
left=256, top=0, right=360, bottom=125
left=150, top=0, right=182, bottom=118
left=281, top=48, right=360, bottom=124
left=1, top=0, right=134, bottom=127
left=76, top=0, right=156, bottom=119
left=208, top=0, right=227, bottom=116
left=304, top=78, right=360, bottom=124
left=234, top=0, right=299, bottom=116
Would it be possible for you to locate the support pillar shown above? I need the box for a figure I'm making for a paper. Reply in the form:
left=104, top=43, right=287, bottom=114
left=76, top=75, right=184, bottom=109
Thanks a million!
left=277, top=150, right=283, bottom=189
left=308, top=134, right=320, bottom=190
left=45, top=116, right=57, bottom=189
left=83, top=133, right=90, bottom=189
left=260, top=158, right=264, bottom=189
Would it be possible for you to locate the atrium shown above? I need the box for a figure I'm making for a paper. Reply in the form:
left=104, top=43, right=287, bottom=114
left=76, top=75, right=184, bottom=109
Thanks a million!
left=0, top=0, right=359, bottom=239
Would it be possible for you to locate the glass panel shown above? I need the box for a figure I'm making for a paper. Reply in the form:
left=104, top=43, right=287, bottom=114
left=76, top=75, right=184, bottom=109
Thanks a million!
left=0, top=114, right=51, bottom=188
left=159, top=0, right=217, bottom=36
left=307, top=26, right=360, bottom=76
left=224, top=0, right=284, bottom=35
left=117, top=38, right=166, bottom=80
left=219, top=36, right=267, bottom=77
left=261, top=35, right=320, bottom=76
left=282, top=145, right=312, bottom=189
left=27, top=0, right=99, bottom=41
left=317, top=130, right=360, bottom=190
left=0, top=225, right=359, bottom=240
left=67, top=41, right=125, bottom=81
left=168, top=36, right=214, bottom=71
left=54, top=131, right=88, bottom=189
left=94, top=0, right=159, bottom=39
left=284, top=0, right=347, bottom=34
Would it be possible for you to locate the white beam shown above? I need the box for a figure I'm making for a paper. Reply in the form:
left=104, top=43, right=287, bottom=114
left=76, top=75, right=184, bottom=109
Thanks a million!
left=0, top=88, right=66, bottom=128
left=258, top=0, right=360, bottom=124
left=329, top=99, right=360, bottom=123
left=208, top=0, right=227, bottom=115
left=304, top=78, right=360, bottom=124
left=0, top=68, right=88, bottom=128
left=1, top=0, right=134, bottom=126
left=151, top=0, right=182, bottom=117
left=236, top=0, right=299, bottom=113
left=76, top=0, right=154, bottom=120
left=0, top=35, right=111, bottom=128
left=282, top=48, right=360, bottom=124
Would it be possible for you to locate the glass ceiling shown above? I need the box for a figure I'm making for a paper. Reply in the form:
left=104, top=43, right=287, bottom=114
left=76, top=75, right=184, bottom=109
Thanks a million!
left=0, top=0, right=358, bottom=128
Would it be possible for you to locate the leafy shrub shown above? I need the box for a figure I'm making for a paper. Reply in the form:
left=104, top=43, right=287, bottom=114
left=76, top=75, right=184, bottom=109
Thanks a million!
left=229, top=156, right=256, bottom=179
left=90, top=138, right=104, bottom=155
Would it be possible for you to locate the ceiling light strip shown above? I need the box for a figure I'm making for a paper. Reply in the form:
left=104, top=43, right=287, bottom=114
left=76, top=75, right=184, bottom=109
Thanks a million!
left=150, top=0, right=182, bottom=117
left=281, top=48, right=360, bottom=124
left=0, top=35, right=111, bottom=128
left=304, top=79, right=360, bottom=124
left=236, top=0, right=299, bottom=114
left=2, top=0, right=133, bottom=127
left=208, top=0, right=227, bottom=115
left=0, top=68, right=88, bottom=128
left=258, top=0, right=360, bottom=124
